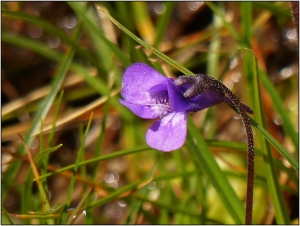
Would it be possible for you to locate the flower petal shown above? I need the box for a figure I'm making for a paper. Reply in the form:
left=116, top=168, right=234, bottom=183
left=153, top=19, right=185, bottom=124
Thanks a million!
left=119, top=99, right=172, bottom=119
left=167, top=79, right=190, bottom=112
left=146, top=112, right=187, bottom=152
left=185, top=88, right=225, bottom=112
left=121, top=62, right=168, bottom=105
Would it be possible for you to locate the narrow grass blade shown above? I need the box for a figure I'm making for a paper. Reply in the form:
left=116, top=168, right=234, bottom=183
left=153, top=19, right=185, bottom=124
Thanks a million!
left=34, top=144, right=63, bottom=166
left=68, top=2, right=131, bottom=67
left=187, top=119, right=245, bottom=224
left=153, top=2, right=176, bottom=48
left=126, top=162, right=158, bottom=224
left=258, top=67, right=298, bottom=151
left=252, top=55, right=290, bottom=224
left=98, top=7, right=193, bottom=75
left=241, top=2, right=252, bottom=47
left=35, top=145, right=150, bottom=181
left=1, top=19, right=83, bottom=200
left=249, top=118, right=298, bottom=172
left=2, top=9, right=101, bottom=72
left=206, top=2, right=242, bottom=44
left=131, top=2, right=155, bottom=44
left=61, top=113, right=94, bottom=223
left=2, top=203, right=14, bottom=224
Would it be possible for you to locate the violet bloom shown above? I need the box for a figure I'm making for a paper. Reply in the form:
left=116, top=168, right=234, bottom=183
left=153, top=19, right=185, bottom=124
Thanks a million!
left=119, top=62, right=252, bottom=152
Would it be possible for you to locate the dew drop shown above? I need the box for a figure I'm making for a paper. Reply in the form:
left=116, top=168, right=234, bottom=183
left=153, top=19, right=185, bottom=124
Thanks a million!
left=104, top=203, right=114, bottom=214
left=273, top=115, right=283, bottom=125
left=187, top=2, right=203, bottom=11
left=30, top=138, right=39, bottom=150
left=280, top=67, right=292, bottom=79
left=47, top=37, right=60, bottom=49
left=286, top=28, right=298, bottom=42
left=148, top=181, right=156, bottom=189
left=153, top=2, right=166, bottom=15
left=229, top=57, right=238, bottom=69
left=27, top=25, right=43, bottom=39
left=231, top=72, right=241, bottom=83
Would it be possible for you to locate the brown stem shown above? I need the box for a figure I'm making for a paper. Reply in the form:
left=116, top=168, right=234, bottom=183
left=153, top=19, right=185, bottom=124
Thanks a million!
left=204, top=75, right=255, bottom=224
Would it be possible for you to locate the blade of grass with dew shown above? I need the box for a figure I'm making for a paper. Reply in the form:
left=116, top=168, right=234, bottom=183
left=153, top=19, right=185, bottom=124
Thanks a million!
left=252, top=55, right=290, bottom=223
left=1, top=19, right=83, bottom=202
left=60, top=113, right=94, bottom=223
left=67, top=188, right=93, bottom=224
left=187, top=119, right=245, bottom=224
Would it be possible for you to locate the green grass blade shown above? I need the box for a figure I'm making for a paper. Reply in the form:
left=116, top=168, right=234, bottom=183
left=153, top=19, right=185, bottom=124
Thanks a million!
left=241, top=2, right=252, bottom=47
left=68, top=2, right=131, bottom=67
left=2, top=203, right=14, bottom=224
left=249, top=118, right=298, bottom=172
left=252, top=55, right=290, bottom=223
left=258, top=68, right=298, bottom=152
left=153, top=2, right=176, bottom=48
left=1, top=19, right=83, bottom=199
left=98, top=7, right=193, bottom=75
left=47, top=91, right=64, bottom=147
left=36, top=146, right=151, bottom=180
left=1, top=32, right=124, bottom=112
left=252, top=2, right=292, bottom=18
left=187, top=119, right=245, bottom=224
left=2, top=9, right=101, bottom=71
left=126, top=162, right=158, bottom=224
left=85, top=175, right=153, bottom=211
left=205, top=2, right=298, bottom=151
left=206, top=2, right=243, bottom=44
left=61, top=113, right=94, bottom=223
left=34, top=144, right=63, bottom=166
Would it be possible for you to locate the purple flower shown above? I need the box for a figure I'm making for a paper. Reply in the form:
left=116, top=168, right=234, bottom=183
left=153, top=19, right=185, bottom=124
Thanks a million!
left=119, top=62, right=252, bottom=152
